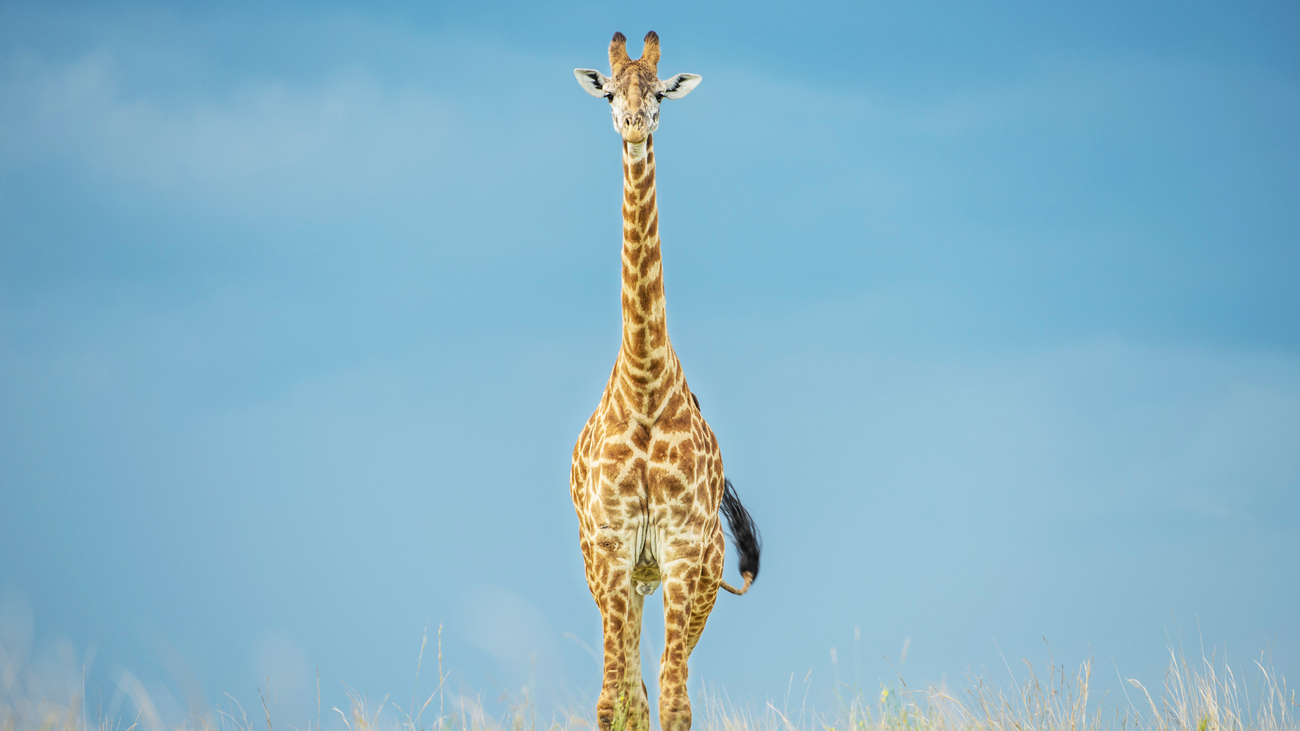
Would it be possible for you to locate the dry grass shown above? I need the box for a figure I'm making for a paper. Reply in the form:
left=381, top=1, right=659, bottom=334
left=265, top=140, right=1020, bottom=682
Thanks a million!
left=805, top=647, right=1296, bottom=731
left=2, top=634, right=1293, bottom=731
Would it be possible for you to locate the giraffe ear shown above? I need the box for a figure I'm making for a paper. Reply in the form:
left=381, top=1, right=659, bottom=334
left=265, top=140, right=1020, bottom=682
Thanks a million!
left=574, top=69, right=612, bottom=98
left=660, top=73, right=701, bottom=100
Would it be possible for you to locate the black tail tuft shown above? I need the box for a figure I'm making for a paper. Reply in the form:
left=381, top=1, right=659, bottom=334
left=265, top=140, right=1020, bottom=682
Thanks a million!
left=720, top=478, right=762, bottom=581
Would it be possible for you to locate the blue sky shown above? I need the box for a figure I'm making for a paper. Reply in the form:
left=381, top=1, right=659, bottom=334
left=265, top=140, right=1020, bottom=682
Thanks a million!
left=1, top=0, right=1297, bottom=726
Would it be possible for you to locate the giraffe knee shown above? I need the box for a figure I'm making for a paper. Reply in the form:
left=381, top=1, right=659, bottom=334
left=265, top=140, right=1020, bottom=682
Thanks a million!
left=658, top=694, right=692, bottom=731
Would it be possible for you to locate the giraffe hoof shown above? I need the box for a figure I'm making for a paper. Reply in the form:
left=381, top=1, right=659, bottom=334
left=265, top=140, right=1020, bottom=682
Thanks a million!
left=636, top=582, right=656, bottom=596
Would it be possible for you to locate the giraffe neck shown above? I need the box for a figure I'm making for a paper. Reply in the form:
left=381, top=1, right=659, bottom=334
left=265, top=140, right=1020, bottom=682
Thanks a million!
left=616, top=134, right=675, bottom=407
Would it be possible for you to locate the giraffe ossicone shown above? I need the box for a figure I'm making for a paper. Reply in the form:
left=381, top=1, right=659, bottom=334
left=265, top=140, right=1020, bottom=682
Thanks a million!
left=569, top=30, right=763, bottom=731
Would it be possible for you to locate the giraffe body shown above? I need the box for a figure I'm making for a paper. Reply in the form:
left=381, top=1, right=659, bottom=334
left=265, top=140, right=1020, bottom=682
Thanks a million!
left=571, top=32, right=761, bottom=731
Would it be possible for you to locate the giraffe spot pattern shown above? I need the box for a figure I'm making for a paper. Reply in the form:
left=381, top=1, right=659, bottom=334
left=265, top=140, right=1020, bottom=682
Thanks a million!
left=571, top=128, right=731, bottom=731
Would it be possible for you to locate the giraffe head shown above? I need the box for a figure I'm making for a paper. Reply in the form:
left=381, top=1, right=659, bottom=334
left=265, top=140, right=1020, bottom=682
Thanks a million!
left=574, top=31, right=702, bottom=156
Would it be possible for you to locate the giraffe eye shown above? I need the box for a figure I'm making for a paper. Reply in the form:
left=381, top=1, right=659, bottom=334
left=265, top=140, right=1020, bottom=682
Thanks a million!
left=605, top=93, right=613, bottom=103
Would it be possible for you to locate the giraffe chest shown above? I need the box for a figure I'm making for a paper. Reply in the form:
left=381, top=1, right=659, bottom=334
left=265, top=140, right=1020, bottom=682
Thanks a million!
left=596, top=424, right=706, bottom=497
left=573, top=386, right=723, bottom=540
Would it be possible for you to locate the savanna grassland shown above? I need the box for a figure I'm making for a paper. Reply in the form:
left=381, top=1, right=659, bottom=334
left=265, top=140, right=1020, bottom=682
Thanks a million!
left=2, top=632, right=1294, bottom=731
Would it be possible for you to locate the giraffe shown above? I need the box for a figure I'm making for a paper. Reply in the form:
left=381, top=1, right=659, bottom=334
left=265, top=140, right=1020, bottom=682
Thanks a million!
left=570, top=31, right=763, bottom=731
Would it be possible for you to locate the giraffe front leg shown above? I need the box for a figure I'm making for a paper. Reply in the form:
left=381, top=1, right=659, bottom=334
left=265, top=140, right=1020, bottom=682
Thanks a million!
left=684, top=527, right=725, bottom=654
left=621, top=582, right=650, bottom=731
left=592, top=554, right=650, bottom=731
left=657, top=550, right=702, bottom=731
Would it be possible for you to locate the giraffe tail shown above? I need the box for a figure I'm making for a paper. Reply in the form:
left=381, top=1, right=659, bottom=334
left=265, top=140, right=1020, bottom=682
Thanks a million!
left=718, top=477, right=761, bottom=596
